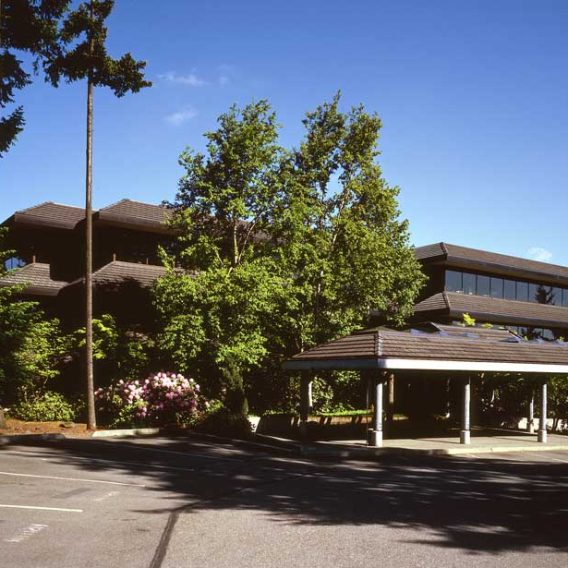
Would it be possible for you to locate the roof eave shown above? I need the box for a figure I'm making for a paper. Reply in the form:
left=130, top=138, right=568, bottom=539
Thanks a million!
left=284, top=357, right=568, bottom=374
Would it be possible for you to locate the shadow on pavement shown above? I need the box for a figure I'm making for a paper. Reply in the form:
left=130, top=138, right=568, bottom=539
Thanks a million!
left=4, top=435, right=568, bottom=555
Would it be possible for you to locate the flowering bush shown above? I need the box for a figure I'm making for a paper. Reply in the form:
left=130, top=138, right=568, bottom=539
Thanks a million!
left=96, top=372, right=208, bottom=427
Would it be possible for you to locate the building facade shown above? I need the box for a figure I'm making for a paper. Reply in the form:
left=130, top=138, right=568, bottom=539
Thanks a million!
left=0, top=199, right=174, bottom=327
left=3, top=201, right=568, bottom=342
left=409, top=242, right=568, bottom=340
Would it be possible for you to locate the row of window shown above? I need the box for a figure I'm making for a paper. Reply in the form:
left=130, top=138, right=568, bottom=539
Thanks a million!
left=445, top=269, right=568, bottom=307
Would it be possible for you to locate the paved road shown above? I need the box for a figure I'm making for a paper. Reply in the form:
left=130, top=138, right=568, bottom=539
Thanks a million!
left=1, top=436, right=568, bottom=567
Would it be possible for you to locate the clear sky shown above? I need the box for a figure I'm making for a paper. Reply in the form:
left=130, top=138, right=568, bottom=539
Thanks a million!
left=2, top=0, right=567, bottom=264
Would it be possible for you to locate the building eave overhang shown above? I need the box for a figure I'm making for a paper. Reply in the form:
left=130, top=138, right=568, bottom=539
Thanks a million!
left=446, top=308, right=568, bottom=330
left=284, top=357, right=568, bottom=374
left=94, top=212, right=174, bottom=235
left=12, top=212, right=79, bottom=231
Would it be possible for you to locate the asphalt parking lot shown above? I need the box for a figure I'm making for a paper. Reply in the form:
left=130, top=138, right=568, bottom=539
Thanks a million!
left=2, top=436, right=568, bottom=567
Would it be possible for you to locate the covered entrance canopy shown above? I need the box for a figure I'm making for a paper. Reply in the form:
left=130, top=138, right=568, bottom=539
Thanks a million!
left=283, top=323, right=568, bottom=447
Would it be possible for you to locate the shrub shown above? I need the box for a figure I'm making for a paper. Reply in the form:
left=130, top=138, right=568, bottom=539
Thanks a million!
left=96, top=371, right=207, bottom=428
left=195, top=403, right=253, bottom=439
left=10, top=391, right=76, bottom=422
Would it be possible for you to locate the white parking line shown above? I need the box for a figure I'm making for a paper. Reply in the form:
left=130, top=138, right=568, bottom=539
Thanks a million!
left=5, top=523, right=48, bottom=543
left=0, top=471, right=145, bottom=487
left=0, top=504, right=83, bottom=513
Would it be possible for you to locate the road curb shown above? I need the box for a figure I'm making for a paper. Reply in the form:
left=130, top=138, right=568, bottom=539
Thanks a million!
left=254, top=434, right=568, bottom=459
left=0, top=433, right=66, bottom=446
left=91, top=427, right=161, bottom=438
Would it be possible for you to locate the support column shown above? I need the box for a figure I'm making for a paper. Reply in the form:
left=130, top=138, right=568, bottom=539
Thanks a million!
left=387, top=373, right=395, bottom=425
left=368, top=374, right=384, bottom=447
left=538, top=380, right=548, bottom=443
left=527, top=390, right=535, bottom=434
left=460, top=376, right=471, bottom=444
left=299, top=374, right=312, bottom=437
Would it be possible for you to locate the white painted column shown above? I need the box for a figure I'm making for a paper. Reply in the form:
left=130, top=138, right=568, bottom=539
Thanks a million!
left=387, top=373, right=395, bottom=425
left=538, top=381, right=548, bottom=443
left=460, top=376, right=471, bottom=444
left=527, top=390, right=535, bottom=434
left=368, top=375, right=383, bottom=447
left=299, top=374, right=312, bottom=437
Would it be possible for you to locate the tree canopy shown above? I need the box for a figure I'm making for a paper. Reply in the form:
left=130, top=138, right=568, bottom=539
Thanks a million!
left=0, top=0, right=69, bottom=156
left=155, top=95, right=425, bottom=412
left=44, top=0, right=151, bottom=95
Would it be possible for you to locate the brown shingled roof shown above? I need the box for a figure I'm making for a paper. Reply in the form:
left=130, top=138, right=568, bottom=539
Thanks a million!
left=90, top=261, right=168, bottom=288
left=413, top=291, right=568, bottom=329
left=415, top=242, right=568, bottom=285
left=96, top=199, right=173, bottom=233
left=0, top=263, right=67, bottom=296
left=12, top=202, right=84, bottom=230
left=285, top=324, right=568, bottom=372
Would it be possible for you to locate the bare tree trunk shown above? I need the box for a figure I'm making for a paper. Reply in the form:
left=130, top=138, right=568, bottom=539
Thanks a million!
left=85, top=7, right=96, bottom=430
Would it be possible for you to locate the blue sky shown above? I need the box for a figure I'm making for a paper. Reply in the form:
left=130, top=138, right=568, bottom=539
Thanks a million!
left=2, top=0, right=568, bottom=264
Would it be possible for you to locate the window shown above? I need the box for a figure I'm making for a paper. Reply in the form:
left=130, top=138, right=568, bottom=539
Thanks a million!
left=445, top=270, right=463, bottom=292
left=535, top=284, right=553, bottom=304
left=516, top=281, right=529, bottom=302
left=543, top=329, right=554, bottom=340
left=463, top=272, right=476, bottom=294
left=476, top=275, right=490, bottom=296
left=441, top=269, right=568, bottom=306
left=3, top=256, right=26, bottom=271
left=503, top=279, right=516, bottom=300
left=490, top=277, right=503, bottom=298
left=551, top=287, right=562, bottom=306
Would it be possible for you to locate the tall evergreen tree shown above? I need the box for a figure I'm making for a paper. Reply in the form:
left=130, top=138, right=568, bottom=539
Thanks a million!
left=45, top=0, right=151, bottom=429
left=0, top=0, right=69, bottom=156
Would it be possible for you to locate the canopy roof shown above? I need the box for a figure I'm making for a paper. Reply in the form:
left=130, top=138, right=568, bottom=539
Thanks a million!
left=284, top=322, right=568, bottom=374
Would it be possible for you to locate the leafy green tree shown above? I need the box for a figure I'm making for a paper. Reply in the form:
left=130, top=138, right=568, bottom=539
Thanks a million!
left=272, top=93, right=425, bottom=356
left=0, top=229, right=66, bottom=405
left=155, top=96, right=425, bottom=414
left=157, top=101, right=284, bottom=412
left=0, top=0, right=69, bottom=156
left=44, top=0, right=151, bottom=429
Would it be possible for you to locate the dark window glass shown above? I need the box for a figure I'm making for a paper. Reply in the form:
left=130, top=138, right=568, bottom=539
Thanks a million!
left=476, top=274, right=490, bottom=296
left=462, top=272, right=476, bottom=294
left=503, top=279, right=516, bottom=300
left=516, top=281, right=529, bottom=302
left=535, top=284, right=553, bottom=304
left=551, top=287, right=562, bottom=306
left=542, top=328, right=555, bottom=341
left=490, top=277, right=503, bottom=298
left=529, top=283, right=539, bottom=303
left=562, top=289, right=568, bottom=308
left=445, top=270, right=463, bottom=292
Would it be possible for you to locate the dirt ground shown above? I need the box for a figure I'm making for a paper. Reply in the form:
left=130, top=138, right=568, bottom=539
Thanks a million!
left=0, top=418, right=90, bottom=437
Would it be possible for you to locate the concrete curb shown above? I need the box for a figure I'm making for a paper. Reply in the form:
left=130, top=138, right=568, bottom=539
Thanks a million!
left=254, top=434, right=568, bottom=459
left=434, top=444, right=568, bottom=456
left=0, top=433, right=65, bottom=446
left=91, top=427, right=161, bottom=438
